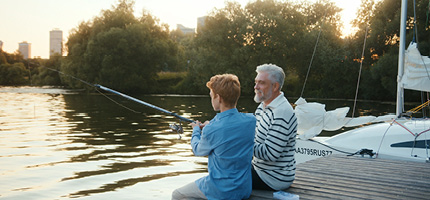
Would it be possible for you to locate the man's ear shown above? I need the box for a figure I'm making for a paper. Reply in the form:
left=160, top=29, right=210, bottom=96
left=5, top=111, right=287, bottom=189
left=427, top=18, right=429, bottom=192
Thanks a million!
left=273, top=82, right=280, bottom=92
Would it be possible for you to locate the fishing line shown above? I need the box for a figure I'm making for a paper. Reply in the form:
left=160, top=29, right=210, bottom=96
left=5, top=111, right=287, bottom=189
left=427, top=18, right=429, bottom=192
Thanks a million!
left=44, top=66, right=94, bottom=88
left=43, top=65, right=143, bottom=114
left=43, top=66, right=143, bottom=114
left=95, top=87, right=141, bottom=114
left=94, top=86, right=186, bottom=138
left=39, top=64, right=192, bottom=137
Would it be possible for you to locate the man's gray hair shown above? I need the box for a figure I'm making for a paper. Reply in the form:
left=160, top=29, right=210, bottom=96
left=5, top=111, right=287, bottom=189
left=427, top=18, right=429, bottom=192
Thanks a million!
left=256, top=63, right=285, bottom=91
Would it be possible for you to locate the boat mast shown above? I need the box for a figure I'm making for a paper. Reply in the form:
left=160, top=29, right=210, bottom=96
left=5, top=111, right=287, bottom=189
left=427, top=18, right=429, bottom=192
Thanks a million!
left=396, top=0, right=408, bottom=117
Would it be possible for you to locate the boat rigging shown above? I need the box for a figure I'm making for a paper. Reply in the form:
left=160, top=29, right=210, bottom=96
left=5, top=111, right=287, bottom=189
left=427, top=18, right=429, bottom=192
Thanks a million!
left=294, top=0, right=430, bottom=164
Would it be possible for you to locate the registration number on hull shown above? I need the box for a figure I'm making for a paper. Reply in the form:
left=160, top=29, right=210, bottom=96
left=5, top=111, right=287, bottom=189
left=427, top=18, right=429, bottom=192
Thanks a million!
left=295, top=147, right=333, bottom=157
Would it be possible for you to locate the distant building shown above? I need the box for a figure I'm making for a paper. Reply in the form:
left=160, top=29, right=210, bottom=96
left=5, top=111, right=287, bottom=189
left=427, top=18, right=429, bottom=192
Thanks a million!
left=18, top=41, right=31, bottom=59
left=177, top=24, right=195, bottom=35
left=50, top=29, right=63, bottom=57
left=197, top=16, right=207, bottom=33
left=0, top=40, right=3, bottom=50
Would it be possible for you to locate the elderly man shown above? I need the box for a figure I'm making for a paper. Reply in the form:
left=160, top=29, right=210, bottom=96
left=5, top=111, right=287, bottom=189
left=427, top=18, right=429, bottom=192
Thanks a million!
left=252, top=63, right=298, bottom=191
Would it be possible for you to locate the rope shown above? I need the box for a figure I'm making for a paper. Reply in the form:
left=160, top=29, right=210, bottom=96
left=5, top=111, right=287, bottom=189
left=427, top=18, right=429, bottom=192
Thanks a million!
left=393, top=120, right=415, bottom=136
left=413, top=0, right=418, bottom=43
left=308, top=138, right=355, bottom=155
left=407, top=99, right=430, bottom=114
left=425, top=126, right=429, bottom=159
left=419, top=49, right=430, bottom=82
left=300, top=9, right=327, bottom=97
left=352, top=25, right=369, bottom=118
left=427, top=0, right=430, bottom=28
left=412, top=0, right=430, bottom=83
left=375, top=120, right=395, bottom=158
left=411, top=0, right=430, bottom=119
left=392, top=119, right=430, bottom=137
left=309, top=139, right=376, bottom=158
left=423, top=93, right=430, bottom=117
left=375, top=119, right=430, bottom=159
left=300, top=28, right=322, bottom=97
left=417, top=128, right=430, bottom=137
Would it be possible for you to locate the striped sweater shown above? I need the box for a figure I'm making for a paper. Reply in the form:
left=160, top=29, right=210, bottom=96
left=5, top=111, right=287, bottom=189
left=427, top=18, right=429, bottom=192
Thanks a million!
left=252, top=92, right=297, bottom=190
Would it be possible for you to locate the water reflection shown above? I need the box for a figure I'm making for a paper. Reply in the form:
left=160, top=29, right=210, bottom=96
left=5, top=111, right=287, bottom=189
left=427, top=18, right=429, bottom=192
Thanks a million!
left=0, top=88, right=213, bottom=199
left=0, top=87, right=398, bottom=199
left=59, top=94, right=215, bottom=198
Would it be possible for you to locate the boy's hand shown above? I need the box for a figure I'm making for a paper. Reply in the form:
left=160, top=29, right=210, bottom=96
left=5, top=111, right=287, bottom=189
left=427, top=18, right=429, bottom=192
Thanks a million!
left=190, top=120, right=202, bottom=129
left=190, top=120, right=209, bottom=129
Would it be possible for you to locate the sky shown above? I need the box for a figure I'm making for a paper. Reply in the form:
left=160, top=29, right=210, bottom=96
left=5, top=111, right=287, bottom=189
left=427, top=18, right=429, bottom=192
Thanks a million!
left=0, top=0, right=362, bottom=59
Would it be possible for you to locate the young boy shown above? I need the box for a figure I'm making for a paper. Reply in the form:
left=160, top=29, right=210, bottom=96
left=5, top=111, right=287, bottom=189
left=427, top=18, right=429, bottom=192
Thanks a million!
left=172, top=74, right=256, bottom=200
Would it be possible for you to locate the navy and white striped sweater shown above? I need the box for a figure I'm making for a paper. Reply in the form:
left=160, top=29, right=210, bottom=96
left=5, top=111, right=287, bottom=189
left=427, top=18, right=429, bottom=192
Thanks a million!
left=253, top=93, right=297, bottom=190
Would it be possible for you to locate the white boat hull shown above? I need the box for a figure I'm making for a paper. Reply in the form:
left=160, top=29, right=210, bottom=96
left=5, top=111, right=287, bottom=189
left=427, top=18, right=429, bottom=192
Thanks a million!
left=295, top=118, right=430, bottom=164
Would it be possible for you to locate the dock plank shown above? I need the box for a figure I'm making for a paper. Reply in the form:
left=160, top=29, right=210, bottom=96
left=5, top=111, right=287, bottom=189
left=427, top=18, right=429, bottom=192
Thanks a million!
left=293, top=172, right=427, bottom=199
left=248, top=155, right=430, bottom=200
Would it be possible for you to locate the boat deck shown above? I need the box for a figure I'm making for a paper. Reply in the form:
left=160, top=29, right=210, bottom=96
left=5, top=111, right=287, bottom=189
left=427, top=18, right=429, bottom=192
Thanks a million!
left=249, top=155, right=430, bottom=199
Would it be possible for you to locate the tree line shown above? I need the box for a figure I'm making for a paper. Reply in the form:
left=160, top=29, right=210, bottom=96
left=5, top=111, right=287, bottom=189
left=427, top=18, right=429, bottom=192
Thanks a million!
left=1, top=0, right=429, bottom=101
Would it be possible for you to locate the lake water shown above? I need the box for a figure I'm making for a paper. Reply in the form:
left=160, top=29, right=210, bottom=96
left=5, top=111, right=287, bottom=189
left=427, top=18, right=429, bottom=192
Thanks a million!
left=0, top=87, right=398, bottom=199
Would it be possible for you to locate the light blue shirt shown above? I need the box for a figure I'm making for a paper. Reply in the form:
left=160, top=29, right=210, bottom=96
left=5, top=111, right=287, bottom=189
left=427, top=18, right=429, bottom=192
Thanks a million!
left=191, top=108, right=256, bottom=200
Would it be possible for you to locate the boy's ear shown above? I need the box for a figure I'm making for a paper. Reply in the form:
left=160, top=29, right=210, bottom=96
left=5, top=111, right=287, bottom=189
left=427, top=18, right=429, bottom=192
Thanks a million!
left=217, top=94, right=222, bottom=102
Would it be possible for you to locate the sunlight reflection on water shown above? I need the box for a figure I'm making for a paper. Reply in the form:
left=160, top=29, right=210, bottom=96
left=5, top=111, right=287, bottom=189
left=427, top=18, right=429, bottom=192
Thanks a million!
left=0, top=87, right=210, bottom=199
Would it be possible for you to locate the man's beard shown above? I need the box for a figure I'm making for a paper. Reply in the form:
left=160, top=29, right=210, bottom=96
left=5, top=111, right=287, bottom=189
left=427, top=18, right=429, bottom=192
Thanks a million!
left=254, top=89, right=272, bottom=103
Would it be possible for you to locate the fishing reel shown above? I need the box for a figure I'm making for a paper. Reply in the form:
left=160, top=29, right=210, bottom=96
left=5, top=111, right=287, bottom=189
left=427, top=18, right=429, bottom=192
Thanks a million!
left=170, top=121, right=184, bottom=139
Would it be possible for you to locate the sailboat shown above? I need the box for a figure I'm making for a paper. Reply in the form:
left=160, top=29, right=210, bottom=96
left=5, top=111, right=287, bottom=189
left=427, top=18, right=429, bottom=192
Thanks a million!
left=294, top=0, right=430, bottom=164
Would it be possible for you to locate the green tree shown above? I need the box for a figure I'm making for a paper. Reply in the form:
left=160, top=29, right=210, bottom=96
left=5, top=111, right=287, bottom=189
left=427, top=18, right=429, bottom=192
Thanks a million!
left=0, top=49, right=24, bottom=65
left=170, top=28, right=195, bottom=72
left=62, top=0, right=178, bottom=93
left=182, top=0, right=345, bottom=97
left=355, top=0, right=430, bottom=101
left=0, top=63, right=27, bottom=85
left=31, top=56, right=63, bottom=86
left=294, top=0, right=350, bottom=98
left=0, top=50, right=7, bottom=65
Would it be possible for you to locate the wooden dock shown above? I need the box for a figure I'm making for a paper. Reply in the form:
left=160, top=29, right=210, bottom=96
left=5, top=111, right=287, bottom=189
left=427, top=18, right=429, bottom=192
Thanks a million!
left=249, top=155, right=430, bottom=199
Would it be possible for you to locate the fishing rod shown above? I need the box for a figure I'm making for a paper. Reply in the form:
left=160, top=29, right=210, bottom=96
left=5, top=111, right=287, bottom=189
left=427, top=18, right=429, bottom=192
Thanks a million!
left=39, top=64, right=194, bottom=136
left=95, top=85, right=193, bottom=137
left=95, top=84, right=194, bottom=124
